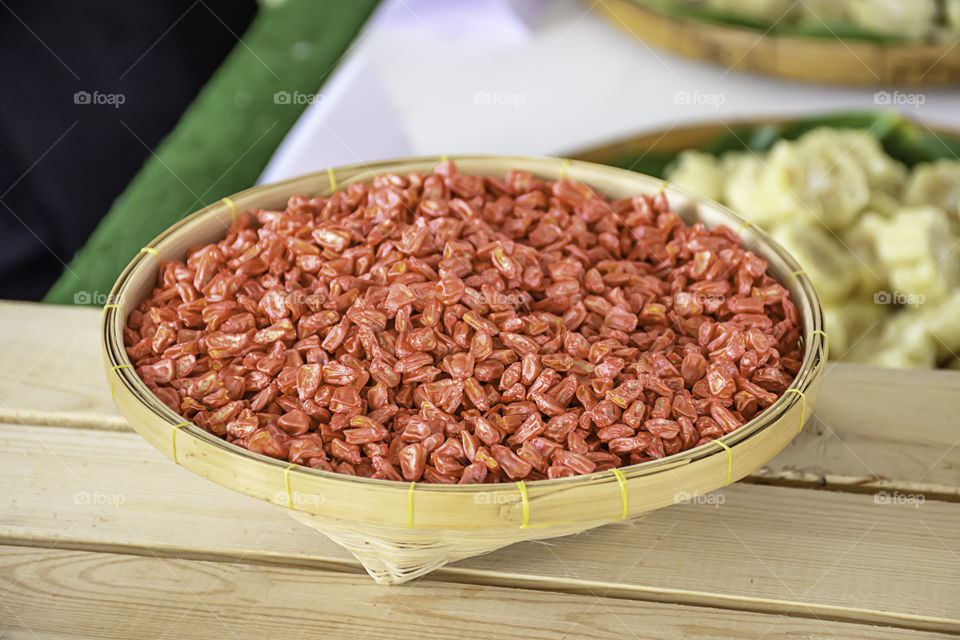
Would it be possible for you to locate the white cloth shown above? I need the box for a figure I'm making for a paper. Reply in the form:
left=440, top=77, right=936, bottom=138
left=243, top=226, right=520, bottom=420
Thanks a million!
left=260, top=0, right=960, bottom=184
left=258, top=53, right=411, bottom=184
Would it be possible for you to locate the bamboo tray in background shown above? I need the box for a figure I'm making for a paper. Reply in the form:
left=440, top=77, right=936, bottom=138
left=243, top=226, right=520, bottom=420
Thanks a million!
left=568, top=111, right=960, bottom=184
left=593, top=0, right=960, bottom=86
left=103, top=156, right=825, bottom=584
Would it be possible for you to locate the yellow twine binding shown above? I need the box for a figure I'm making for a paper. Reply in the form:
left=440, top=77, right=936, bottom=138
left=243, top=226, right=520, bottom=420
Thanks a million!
left=787, top=269, right=806, bottom=283
left=170, top=421, right=190, bottom=464
left=108, top=364, right=133, bottom=403
left=220, top=196, right=238, bottom=223
left=611, top=468, right=628, bottom=520
left=139, top=247, right=161, bottom=266
left=785, top=388, right=808, bottom=427
left=440, top=154, right=449, bottom=163
left=559, top=158, right=570, bottom=179
left=809, top=329, right=829, bottom=361
left=515, top=481, right=530, bottom=529
left=284, top=463, right=297, bottom=509
left=736, top=220, right=753, bottom=235
left=713, top=439, right=733, bottom=485
left=327, top=168, right=338, bottom=194
left=407, top=482, right=416, bottom=528
left=656, top=180, right=668, bottom=195
left=103, top=303, right=124, bottom=314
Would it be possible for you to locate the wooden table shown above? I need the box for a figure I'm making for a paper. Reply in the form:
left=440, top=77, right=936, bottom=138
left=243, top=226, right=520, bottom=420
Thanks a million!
left=1, top=300, right=957, bottom=639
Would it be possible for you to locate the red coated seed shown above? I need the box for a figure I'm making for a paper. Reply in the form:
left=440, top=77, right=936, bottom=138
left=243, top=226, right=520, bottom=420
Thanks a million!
left=127, top=162, right=800, bottom=482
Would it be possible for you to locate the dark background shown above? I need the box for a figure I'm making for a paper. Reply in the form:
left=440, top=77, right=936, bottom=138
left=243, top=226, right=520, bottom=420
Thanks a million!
left=0, top=0, right=257, bottom=299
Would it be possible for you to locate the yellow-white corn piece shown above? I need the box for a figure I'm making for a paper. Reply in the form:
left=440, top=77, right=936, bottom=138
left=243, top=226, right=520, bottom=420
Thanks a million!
left=872, top=206, right=960, bottom=302
left=796, top=127, right=906, bottom=195
left=721, top=152, right=787, bottom=228
left=866, top=311, right=938, bottom=369
left=822, top=306, right=852, bottom=359
left=919, top=289, right=960, bottom=358
left=667, top=151, right=725, bottom=203
left=948, top=0, right=960, bottom=31
left=823, top=301, right=888, bottom=360
left=763, top=137, right=870, bottom=230
left=847, top=0, right=937, bottom=40
left=842, top=212, right=889, bottom=297
left=865, top=191, right=901, bottom=217
left=903, top=159, right=960, bottom=222
left=770, top=220, right=859, bottom=301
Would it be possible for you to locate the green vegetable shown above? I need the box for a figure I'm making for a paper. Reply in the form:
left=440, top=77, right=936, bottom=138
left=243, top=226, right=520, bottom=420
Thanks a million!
left=603, top=111, right=960, bottom=179
left=631, top=0, right=912, bottom=43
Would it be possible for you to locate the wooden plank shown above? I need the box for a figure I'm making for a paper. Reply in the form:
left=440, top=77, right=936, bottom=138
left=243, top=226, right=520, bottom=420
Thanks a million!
left=755, top=362, right=960, bottom=498
left=0, top=301, right=124, bottom=429
left=1, top=302, right=958, bottom=494
left=1, top=423, right=957, bottom=632
left=1, top=546, right=956, bottom=640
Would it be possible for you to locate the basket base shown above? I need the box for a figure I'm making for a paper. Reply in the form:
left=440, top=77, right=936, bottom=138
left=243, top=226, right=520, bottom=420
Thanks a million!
left=285, top=509, right=630, bottom=584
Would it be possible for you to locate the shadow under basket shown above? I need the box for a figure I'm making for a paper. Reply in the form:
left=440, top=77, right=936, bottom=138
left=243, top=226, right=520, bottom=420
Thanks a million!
left=103, top=156, right=826, bottom=584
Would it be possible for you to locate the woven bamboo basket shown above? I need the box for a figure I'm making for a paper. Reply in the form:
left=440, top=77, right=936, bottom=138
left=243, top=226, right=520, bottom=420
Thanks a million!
left=103, top=156, right=826, bottom=584
left=593, top=0, right=960, bottom=86
left=568, top=114, right=960, bottom=167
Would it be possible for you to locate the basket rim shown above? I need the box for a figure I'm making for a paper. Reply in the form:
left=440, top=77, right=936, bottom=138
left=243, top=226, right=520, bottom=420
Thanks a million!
left=602, top=0, right=960, bottom=52
left=566, top=112, right=960, bottom=167
left=103, top=154, right=825, bottom=495
left=592, top=0, right=960, bottom=88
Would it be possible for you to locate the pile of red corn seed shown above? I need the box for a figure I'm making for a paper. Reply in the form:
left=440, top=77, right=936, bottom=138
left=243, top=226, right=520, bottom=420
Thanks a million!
left=125, top=162, right=801, bottom=484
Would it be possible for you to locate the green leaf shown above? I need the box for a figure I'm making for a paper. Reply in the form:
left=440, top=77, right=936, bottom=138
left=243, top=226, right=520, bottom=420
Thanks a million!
left=602, top=111, right=960, bottom=180
left=788, top=20, right=907, bottom=43
left=629, top=0, right=906, bottom=43
left=634, top=0, right=771, bottom=30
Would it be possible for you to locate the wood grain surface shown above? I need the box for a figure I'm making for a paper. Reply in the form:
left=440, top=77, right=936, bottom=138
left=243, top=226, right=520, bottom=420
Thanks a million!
left=5, top=545, right=958, bottom=640
left=1, top=422, right=957, bottom=631
left=2, top=301, right=958, bottom=637
left=3, top=302, right=956, bottom=494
